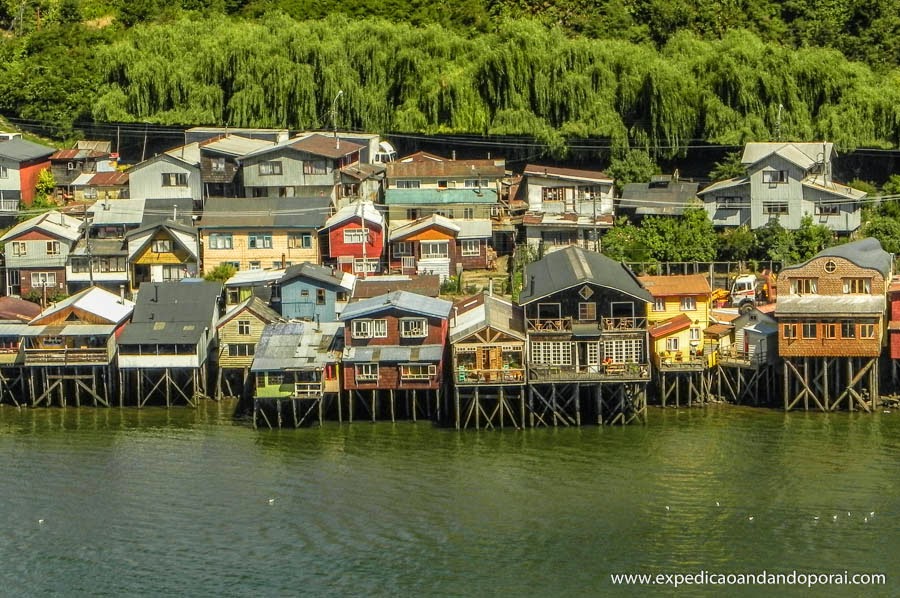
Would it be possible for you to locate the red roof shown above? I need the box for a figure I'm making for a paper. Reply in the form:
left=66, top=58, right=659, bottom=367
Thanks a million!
left=648, top=313, right=692, bottom=338
left=523, top=163, right=611, bottom=181
left=0, top=296, right=41, bottom=322
left=89, top=171, right=129, bottom=186
left=386, top=158, right=506, bottom=179
left=638, top=274, right=711, bottom=296
left=290, top=134, right=363, bottom=159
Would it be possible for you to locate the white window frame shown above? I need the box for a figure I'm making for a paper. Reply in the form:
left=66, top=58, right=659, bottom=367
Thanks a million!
left=400, top=318, right=427, bottom=338
left=400, top=363, right=437, bottom=380
left=762, top=170, right=788, bottom=184
left=842, top=278, right=871, bottom=294
left=689, top=328, right=701, bottom=341
left=259, top=161, right=283, bottom=176
left=31, top=272, right=57, bottom=287
left=162, top=172, right=188, bottom=187
left=151, top=239, right=171, bottom=253
left=421, top=241, right=449, bottom=259
left=0, top=165, right=7, bottom=179
left=208, top=233, right=233, bottom=250
left=237, top=320, right=251, bottom=335
left=461, top=239, right=480, bottom=257
left=790, top=278, right=818, bottom=294
left=354, top=258, right=379, bottom=273
left=396, top=180, right=420, bottom=189
left=680, top=296, right=696, bottom=311
left=162, top=264, right=186, bottom=281
left=10, top=241, right=26, bottom=257
left=530, top=341, right=572, bottom=365
left=394, top=241, right=412, bottom=256
left=578, top=302, right=596, bottom=322
left=248, top=232, right=273, bottom=249
left=666, top=337, right=679, bottom=352
left=343, top=228, right=368, bottom=244
left=356, top=363, right=379, bottom=381
left=802, top=322, right=817, bottom=339
left=352, top=319, right=387, bottom=339
left=653, top=297, right=665, bottom=312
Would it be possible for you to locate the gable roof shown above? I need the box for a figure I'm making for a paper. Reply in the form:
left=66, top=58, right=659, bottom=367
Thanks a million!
left=197, top=196, right=331, bottom=229
left=324, top=201, right=384, bottom=230
left=0, top=296, right=43, bottom=322
left=245, top=133, right=363, bottom=160
left=648, top=313, right=692, bottom=339
left=449, top=293, right=525, bottom=344
left=0, top=210, right=82, bottom=243
left=164, top=142, right=202, bottom=166
left=637, top=274, right=711, bottom=297
left=31, top=286, right=134, bottom=326
left=518, top=246, right=652, bottom=305
left=0, top=139, right=55, bottom=162
left=783, top=237, right=892, bottom=278
left=619, top=178, right=700, bottom=215
left=88, top=171, right=129, bottom=187
left=125, top=220, right=199, bottom=261
left=200, top=135, right=274, bottom=157
left=697, top=177, right=749, bottom=196
left=340, top=290, right=452, bottom=321
left=389, top=214, right=460, bottom=241
left=741, top=142, right=833, bottom=170
left=523, top=164, right=612, bottom=184
left=141, top=198, right=196, bottom=227
left=88, top=199, right=146, bottom=226
left=118, top=281, right=223, bottom=345
left=218, top=296, right=282, bottom=330
left=280, top=262, right=356, bottom=291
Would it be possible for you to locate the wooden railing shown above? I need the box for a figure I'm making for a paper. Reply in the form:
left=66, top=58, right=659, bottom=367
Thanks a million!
left=718, top=348, right=768, bottom=367
left=455, top=367, right=526, bottom=385
left=293, top=382, right=323, bottom=399
left=25, top=348, right=109, bottom=365
left=529, top=363, right=650, bottom=382
left=527, top=317, right=573, bottom=332
left=600, top=316, right=647, bottom=332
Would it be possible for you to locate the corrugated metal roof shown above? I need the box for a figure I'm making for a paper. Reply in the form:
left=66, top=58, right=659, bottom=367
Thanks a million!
left=456, top=219, right=493, bottom=239
left=198, top=196, right=331, bottom=229
left=324, top=200, right=384, bottom=229
left=387, top=159, right=505, bottom=179
left=342, top=344, right=443, bottom=363
left=201, top=135, right=273, bottom=157
left=523, top=164, right=611, bottom=183
left=281, top=262, right=355, bottom=291
left=648, top=313, right=692, bottom=339
left=118, top=281, right=222, bottom=345
left=619, top=179, right=699, bottom=213
left=352, top=275, right=441, bottom=299
left=88, top=171, right=129, bottom=187
left=698, top=177, right=749, bottom=195
left=225, top=268, right=286, bottom=287
left=289, top=134, right=364, bottom=159
left=164, top=142, right=201, bottom=165
left=219, top=296, right=282, bottom=329
left=340, top=290, right=452, bottom=320
left=449, top=293, right=525, bottom=343
left=0, top=139, right=55, bottom=162
left=741, top=142, right=832, bottom=169
left=71, top=238, right=128, bottom=256
left=389, top=214, right=460, bottom=241
left=385, top=188, right=498, bottom=205
left=775, top=295, right=885, bottom=316
left=32, top=287, right=134, bottom=325
left=22, top=324, right=117, bottom=337
left=0, top=297, right=41, bottom=322
left=251, top=321, right=342, bottom=372
left=0, top=210, right=82, bottom=243
left=519, top=246, right=653, bottom=305
left=88, top=199, right=146, bottom=225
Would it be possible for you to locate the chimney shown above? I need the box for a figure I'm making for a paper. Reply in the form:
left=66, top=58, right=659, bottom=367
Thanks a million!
left=173, top=205, right=178, bottom=221
left=453, top=306, right=458, bottom=327
left=119, top=284, right=125, bottom=304
left=452, top=150, right=456, bottom=161
left=489, top=278, right=493, bottom=297
left=529, top=275, right=535, bottom=294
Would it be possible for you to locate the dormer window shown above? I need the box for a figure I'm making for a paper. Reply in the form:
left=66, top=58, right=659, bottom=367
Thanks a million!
left=790, top=278, right=817, bottom=295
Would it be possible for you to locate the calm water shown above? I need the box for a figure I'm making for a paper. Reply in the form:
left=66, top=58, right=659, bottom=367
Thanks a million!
left=0, top=402, right=897, bottom=597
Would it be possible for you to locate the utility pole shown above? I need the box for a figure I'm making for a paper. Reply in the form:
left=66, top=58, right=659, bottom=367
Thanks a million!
left=332, top=90, right=343, bottom=150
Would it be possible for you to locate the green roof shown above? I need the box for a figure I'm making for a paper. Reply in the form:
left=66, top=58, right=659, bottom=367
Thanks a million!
left=385, top=188, right=497, bottom=205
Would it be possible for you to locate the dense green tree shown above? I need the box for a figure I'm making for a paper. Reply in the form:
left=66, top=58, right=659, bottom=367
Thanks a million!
left=204, top=263, right=237, bottom=282
left=607, top=150, right=658, bottom=192
left=792, top=214, right=834, bottom=260
left=708, top=151, right=745, bottom=181
left=862, top=215, right=900, bottom=254
left=718, top=225, right=755, bottom=261
left=753, top=219, right=797, bottom=264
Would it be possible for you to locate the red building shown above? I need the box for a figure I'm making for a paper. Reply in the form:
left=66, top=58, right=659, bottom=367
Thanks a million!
left=0, top=138, right=55, bottom=209
left=323, top=200, right=385, bottom=275
left=889, top=280, right=900, bottom=361
left=339, top=291, right=452, bottom=418
left=388, top=214, right=492, bottom=280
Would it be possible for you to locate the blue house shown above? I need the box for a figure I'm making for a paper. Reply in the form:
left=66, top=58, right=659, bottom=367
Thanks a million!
left=278, top=262, right=356, bottom=322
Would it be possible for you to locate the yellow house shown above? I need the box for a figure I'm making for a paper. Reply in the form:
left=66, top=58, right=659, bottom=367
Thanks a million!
left=215, top=295, right=283, bottom=399
left=198, top=197, right=330, bottom=274
left=126, top=221, right=200, bottom=294
left=638, top=274, right=712, bottom=368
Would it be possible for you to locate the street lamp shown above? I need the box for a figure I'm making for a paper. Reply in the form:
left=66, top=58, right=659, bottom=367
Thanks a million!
left=332, top=90, right=343, bottom=150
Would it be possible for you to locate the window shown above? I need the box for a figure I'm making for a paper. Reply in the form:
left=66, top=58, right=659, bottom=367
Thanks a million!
left=400, top=318, right=427, bottom=338
left=237, top=320, right=251, bottom=335
left=463, top=208, right=474, bottom=220
left=680, top=297, right=696, bottom=311
left=530, top=342, right=573, bottom=365
left=400, top=364, right=436, bottom=380
left=653, top=298, right=665, bottom=312
left=31, top=272, right=56, bottom=287
left=603, top=339, right=642, bottom=363
left=316, top=289, right=326, bottom=305
left=465, top=179, right=489, bottom=188
left=689, top=328, right=700, bottom=341
left=578, top=302, right=596, bottom=322
left=71, top=258, right=90, bottom=273
left=461, top=240, right=480, bottom=257
left=396, top=180, right=420, bottom=189
left=356, top=363, right=379, bottom=381
left=303, top=160, right=327, bottom=175
left=249, top=261, right=261, bottom=270
left=222, top=261, right=240, bottom=271
left=162, top=264, right=186, bottom=281
left=823, top=323, right=836, bottom=339
left=259, top=161, right=283, bottom=176
left=421, top=241, right=449, bottom=259
left=841, top=320, right=855, bottom=339
left=151, top=239, right=171, bottom=253
left=95, top=257, right=126, bottom=272
left=162, top=172, right=188, bottom=187
left=354, top=259, right=379, bottom=273
left=783, top=323, right=797, bottom=339
left=666, top=337, right=679, bottom=352
left=542, top=187, right=563, bottom=202
left=211, top=158, right=226, bottom=173
left=824, top=260, right=837, bottom=273
left=762, top=170, right=788, bottom=184
left=437, top=180, right=448, bottom=189
left=228, top=343, right=255, bottom=357
left=860, top=323, right=876, bottom=339
left=406, top=209, right=420, bottom=220
left=267, top=373, right=284, bottom=386
left=343, top=228, right=368, bottom=244
left=816, top=202, right=840, bottom=215
left=763, top=202, right=788, bottom=215
left=248, top=233, right=273, bottom=249
left=300, top=289, right=310, bottom=298
left=288, top=233, right=313, bottom=249
left=716, top=196, right=746, bottom=209
left=46, top=241, right=60, bottom=256
left=208, top=233, right=233, bottom=250
left=336, top=292, right=349, bottom=302
left=10, top=241, right=26, bottom=257
left=352, top=319, right=387, bottom=339
left=842, top=278, right=871, bottom=294
left=802, top=323, right=817, bottom=339
left=0, top=166, right=7, bottom=179
left=790, top=278, right=818, bottom=295
left=394, top=242, right=412, bottom=256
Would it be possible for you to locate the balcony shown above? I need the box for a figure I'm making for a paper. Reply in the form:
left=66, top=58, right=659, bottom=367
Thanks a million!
left=657, top=351, right=707, bottom=372
left=717, top=348, right=769, bottom=368
left=455, top=367, right=526, bottom=386
left=600, top=316, right=647, bottom=332
left=293, top=381, right=324, bottom=399
left=528, top=363, right=650, bottom=383
left=24, top=347, right=109, bottom=366
left=0, top=199, right=19, bottom=213
left=527, top=317, right=573, bottom=333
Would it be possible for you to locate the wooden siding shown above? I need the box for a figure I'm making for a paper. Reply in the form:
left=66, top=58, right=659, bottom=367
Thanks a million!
left=328, top=220, right=384, bottom=262
left=241, top=148, right=338, bottom=191
left=200, top=228, right=320, bottom=273
left=129, top=159, right=200, bottom=201
left=218, top=310, right=269, bottom=369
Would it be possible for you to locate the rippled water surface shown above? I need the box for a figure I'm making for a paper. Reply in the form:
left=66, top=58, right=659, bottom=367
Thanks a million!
left=1, top=402, right=898, bottom=596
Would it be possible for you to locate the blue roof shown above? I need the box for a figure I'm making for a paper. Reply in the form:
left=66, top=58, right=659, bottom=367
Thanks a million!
left=340, top=291, right=452, bottom=320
